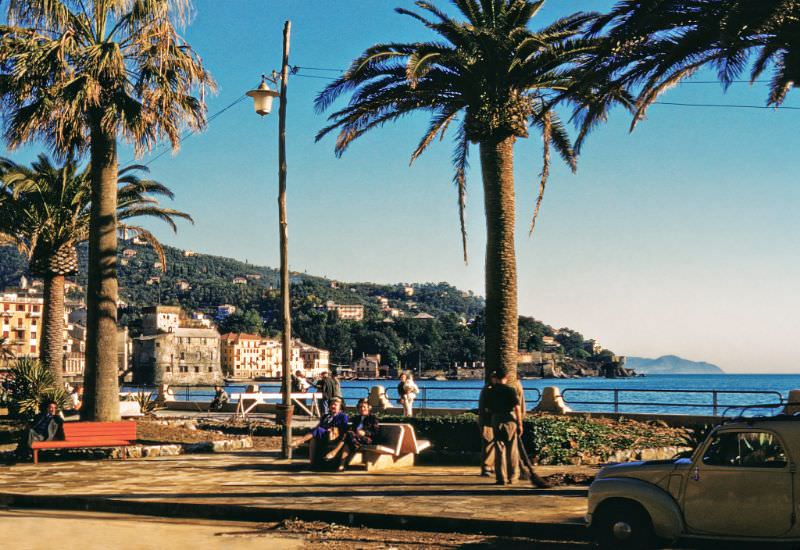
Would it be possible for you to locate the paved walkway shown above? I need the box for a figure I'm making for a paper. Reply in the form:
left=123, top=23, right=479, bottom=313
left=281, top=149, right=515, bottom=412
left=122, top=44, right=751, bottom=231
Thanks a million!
left=0, top=451, right=594, bottom=538
left=0, top=509, right=304, bottom=550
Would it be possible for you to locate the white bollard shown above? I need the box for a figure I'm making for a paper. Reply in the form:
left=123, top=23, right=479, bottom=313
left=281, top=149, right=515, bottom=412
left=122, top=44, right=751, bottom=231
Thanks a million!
left=784, top=389, right=800, bottom=415
left=534, top=386, right=572, bottom=414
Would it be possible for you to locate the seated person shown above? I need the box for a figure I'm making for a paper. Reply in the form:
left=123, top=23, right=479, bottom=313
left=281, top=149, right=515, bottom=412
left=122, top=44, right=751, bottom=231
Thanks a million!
left=326, top=398, right=380, bottom=471
left=17, top=401, right=64, bottom=460
left=291, top=397, right=348, bottom=449
left=66, top=385, right=83, bottom=416
left=209, top=385, right=229, bottom=411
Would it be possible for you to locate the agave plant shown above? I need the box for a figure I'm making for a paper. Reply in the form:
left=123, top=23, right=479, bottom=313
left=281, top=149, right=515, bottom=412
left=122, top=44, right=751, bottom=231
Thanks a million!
left=133, top=390, right=159, bottom=415
left=5, top=358, right=69, bottom=421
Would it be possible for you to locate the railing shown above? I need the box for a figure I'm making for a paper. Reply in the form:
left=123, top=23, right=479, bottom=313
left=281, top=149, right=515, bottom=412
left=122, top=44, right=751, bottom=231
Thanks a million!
left=337, top=385, right=542, bottom=411
left=122, top=383, right=543, bottom=412
left=561, top=388, right=784, bottom=416
left=122, top=383, right=789, bottom=417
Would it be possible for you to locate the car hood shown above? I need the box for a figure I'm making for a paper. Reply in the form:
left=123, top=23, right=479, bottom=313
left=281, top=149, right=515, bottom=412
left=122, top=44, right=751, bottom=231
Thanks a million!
left=595, top=458, right=692, bottom=485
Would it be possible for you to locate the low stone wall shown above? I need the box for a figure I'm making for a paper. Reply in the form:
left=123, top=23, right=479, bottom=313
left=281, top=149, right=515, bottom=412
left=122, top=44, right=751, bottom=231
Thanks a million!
left=110, top=436, right=253, bottom=459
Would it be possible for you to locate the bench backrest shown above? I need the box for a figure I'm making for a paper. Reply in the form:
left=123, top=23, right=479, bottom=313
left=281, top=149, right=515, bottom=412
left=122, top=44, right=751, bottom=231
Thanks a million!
left=63, top=421, right=137, bottom=442
left=394, top=423, right=418, bottom=454
left=376, top=424, right=405, bottom=455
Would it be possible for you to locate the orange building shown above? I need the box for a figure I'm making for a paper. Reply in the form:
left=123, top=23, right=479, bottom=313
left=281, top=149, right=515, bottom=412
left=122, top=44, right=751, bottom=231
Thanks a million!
left=0, top=290, right=43, bottom=357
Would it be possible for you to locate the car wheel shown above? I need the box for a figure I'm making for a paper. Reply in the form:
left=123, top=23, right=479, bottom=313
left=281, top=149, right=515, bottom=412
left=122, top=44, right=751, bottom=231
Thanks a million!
left=592, top=500, right=656, bottom=549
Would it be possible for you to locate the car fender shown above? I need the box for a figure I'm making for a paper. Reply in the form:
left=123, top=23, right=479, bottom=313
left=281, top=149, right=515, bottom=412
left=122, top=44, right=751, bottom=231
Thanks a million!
left=587, top=477, right=684, bottom=540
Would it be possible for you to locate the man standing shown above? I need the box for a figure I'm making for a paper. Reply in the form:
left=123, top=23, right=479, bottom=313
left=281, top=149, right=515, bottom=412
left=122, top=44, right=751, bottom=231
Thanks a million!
left=316, top=370, right=337, bottom=415
left=484, top=371, right=522, bottom=485
left=477, top=376, right=495, bottom=476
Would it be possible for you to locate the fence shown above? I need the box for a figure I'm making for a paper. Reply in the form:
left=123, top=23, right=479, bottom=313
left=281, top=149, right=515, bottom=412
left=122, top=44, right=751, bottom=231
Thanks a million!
left=123, top=383, right=791, bottom=417
left=560, top=388, right=784, bottom=416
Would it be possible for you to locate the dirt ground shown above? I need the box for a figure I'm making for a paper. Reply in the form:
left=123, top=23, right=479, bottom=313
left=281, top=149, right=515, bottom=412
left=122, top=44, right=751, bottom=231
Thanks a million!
left=134, top=419, right=281, bottom=450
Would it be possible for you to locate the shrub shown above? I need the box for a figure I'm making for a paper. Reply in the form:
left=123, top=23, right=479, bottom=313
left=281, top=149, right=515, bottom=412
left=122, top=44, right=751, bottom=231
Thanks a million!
left=5, top=358, right=69, bottom=420
left=376, top=412, right=687, bottom=465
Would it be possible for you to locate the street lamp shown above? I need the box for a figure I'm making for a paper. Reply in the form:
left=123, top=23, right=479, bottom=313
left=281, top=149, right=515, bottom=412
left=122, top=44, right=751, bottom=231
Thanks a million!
left=247, top=20, right=294, bottom=460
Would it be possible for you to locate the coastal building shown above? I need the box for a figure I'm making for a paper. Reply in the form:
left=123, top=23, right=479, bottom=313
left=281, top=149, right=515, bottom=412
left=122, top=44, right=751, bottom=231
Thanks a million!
left=297, top=342, right=330, bottom=378
left=175, top=280, right=191, bottom=291
left=132, top=305, right=223, bottom=385
left=219, top=333, right=304, bottom=379
left=183, top=250, right=195, bottom=257
left=216, top=304, right=237, bottom=321
left=232, top=277, right=248, bottom=285
left=325, top=301, right=365, bottom=321
left=0, top=290, right=42, bottom=357
left=353, top=354, right=381, bottom=378
left=122, top=248, right=137, bottom=258
left=133, top=327, right=222, bottom=385
left=413, top=312, right=435, bottom=320
left=403, top=285, right=414, bottom=297
left=142, top=305, right=181, bottom=334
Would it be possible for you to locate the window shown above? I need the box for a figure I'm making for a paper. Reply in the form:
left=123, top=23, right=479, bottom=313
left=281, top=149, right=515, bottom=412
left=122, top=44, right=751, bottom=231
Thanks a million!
left=194, top=366, right=200, bottom=373
left=703, top=431, right=787, bottom=468
left=180, top=352, right=185, bottom=360
left=165, top=367, right=172, bottom=373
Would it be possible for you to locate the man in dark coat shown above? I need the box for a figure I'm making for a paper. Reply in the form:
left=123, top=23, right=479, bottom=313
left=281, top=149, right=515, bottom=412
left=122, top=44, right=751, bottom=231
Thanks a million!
left=17, top=401, right=64, bottom=460
left=478, top=375, right=496, bottom=476
left=315, top=371, right=337, bottom=415
left=484, top=372, right=522, bottom=485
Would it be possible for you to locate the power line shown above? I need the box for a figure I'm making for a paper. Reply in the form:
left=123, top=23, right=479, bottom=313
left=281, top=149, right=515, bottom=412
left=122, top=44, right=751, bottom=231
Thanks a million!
left=126, top=69, right=796, bottom=167
left=134, top=94, right=248, bottom=166
left=294, top=65, right=344, bottom=73
left=654, top=100, right=800, bottom=111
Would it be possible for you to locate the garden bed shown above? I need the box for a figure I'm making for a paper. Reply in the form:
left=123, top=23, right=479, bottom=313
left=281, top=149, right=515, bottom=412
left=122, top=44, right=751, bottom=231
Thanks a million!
left=374, top=412, right=690, bottom=465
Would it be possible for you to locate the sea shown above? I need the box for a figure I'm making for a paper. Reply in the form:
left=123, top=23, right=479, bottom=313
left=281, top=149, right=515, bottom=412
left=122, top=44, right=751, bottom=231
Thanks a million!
left=137, top=374, right=800, bottom=417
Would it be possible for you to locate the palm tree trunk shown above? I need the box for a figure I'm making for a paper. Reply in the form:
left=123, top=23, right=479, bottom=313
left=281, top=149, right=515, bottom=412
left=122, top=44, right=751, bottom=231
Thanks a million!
left=480, top=136, right=519, bottom=383
left=40, top=273, right=65, bottom=386
left=82, top=121, right=120, bottom=422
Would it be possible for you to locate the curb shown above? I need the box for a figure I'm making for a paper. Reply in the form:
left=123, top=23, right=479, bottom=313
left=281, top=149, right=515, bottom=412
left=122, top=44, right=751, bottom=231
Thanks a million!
left=0, top=492, right=589, bottom=541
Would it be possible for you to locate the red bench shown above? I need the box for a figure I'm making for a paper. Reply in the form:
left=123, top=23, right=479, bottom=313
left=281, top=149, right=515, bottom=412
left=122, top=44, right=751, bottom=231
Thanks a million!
left=30, top=421, right=137, bottom=464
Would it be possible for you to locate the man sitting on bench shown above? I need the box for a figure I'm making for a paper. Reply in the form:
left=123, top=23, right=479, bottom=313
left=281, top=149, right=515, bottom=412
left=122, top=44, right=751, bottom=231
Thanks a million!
left=16, top=401, right=64, bottom=461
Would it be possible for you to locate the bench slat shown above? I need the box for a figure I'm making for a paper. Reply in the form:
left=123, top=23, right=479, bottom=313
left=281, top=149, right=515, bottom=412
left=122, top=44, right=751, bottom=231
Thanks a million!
left=63, top=422, right=136, bottom=440
left=32, top=439, right=132, bottom=450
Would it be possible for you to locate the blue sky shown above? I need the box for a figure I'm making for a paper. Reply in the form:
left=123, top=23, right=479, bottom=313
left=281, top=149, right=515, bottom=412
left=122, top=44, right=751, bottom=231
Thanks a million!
left=6, top=1, right=800, bottom=372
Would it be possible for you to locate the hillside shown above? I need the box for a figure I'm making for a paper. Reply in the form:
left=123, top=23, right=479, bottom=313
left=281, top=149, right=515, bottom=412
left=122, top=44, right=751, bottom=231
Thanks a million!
left=0, top=243, right=612, bottom=370
left=625, top=355, right=724, bottom=374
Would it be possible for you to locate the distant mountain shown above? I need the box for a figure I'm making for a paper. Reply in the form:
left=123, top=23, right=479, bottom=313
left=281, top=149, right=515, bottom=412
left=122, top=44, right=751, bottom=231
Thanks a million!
left=626, top=355, right=724, bottom=374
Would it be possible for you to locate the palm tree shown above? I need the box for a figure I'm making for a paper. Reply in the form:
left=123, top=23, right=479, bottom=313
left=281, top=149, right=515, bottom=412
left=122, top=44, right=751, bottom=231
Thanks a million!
left=315, top=0, right=627, bottom=380
left=0, top=0, right=214, bottom=421
left=584, top=0, right=800, bottom=128
left=0, top=154, right=192, bottom=390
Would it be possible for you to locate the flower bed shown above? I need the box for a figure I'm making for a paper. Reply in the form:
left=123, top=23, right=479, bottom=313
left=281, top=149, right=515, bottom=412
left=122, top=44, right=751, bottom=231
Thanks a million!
left=375, top=412, right=689, bottom=465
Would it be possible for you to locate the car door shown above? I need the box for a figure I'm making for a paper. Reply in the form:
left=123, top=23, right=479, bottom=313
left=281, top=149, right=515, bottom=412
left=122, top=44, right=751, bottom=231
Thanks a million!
left=682, top=429, right=793, bottom=537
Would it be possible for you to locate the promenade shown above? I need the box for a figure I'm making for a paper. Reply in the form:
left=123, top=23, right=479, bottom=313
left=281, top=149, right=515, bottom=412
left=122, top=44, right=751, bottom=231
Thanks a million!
left=0, top=450, right=593, bottom=541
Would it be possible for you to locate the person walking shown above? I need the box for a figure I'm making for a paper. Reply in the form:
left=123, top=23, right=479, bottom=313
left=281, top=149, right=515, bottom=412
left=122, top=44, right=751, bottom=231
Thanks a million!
left=485, top=371, right=522, bottom=485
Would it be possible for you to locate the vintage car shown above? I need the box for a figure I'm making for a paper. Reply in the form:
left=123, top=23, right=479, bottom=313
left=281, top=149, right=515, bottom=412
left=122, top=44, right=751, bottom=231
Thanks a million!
left=586, top=415, right=799, bottom=548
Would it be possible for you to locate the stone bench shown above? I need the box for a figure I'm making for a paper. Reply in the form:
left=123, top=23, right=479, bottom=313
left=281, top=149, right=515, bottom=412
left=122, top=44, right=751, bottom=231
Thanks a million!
left=309, top=423, right=431, bottom=471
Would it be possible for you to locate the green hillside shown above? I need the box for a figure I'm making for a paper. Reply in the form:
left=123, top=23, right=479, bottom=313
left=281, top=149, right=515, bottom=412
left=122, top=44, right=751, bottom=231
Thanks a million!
left=0, top=243, right=611, bottom=370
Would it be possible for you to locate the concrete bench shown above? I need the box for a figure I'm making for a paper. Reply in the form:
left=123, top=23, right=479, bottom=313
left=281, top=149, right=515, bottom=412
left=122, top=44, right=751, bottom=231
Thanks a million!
left=30, top=421, right=137, bottom=465
left=310, top=423, right=431, bottom=471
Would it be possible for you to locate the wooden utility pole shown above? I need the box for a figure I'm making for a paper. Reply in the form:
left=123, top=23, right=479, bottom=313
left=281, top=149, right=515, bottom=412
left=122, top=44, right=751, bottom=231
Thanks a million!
left=278, top=20, right=293, bottom=460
